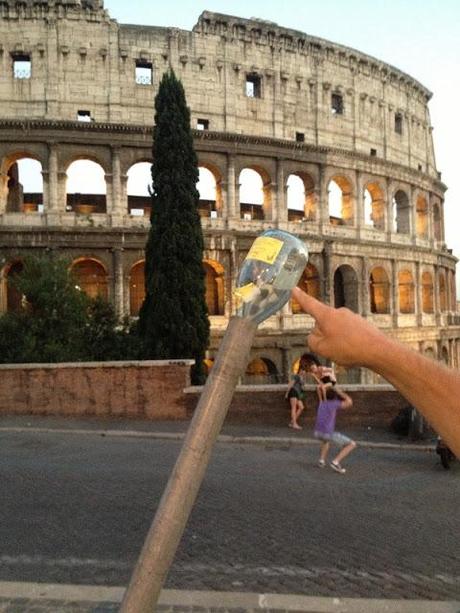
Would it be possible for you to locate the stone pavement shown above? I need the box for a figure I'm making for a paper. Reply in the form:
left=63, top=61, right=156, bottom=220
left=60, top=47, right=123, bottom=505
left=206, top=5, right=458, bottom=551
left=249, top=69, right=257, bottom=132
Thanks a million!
left=0, top=414, right=455, bottom=613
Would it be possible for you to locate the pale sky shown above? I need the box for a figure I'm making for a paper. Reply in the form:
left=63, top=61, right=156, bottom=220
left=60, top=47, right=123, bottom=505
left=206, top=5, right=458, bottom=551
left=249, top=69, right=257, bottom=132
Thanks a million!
left=106, top=0, right=460, bottom=287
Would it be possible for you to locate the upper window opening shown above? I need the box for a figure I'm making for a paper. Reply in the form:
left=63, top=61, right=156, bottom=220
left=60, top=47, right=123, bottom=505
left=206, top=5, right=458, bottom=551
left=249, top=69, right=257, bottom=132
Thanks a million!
left=246, top=73, right=261, bottom=98
left=135, top=60, right=153, bottom=85
left=331, top=93, right=343, bottom=115
left=77, top=110, right=92, bottom=122
left=296, top=132, right=305, bottom=142
left=197, top=118, right=209, bottom=131
left=370, top=148, right=377, bottom=157
left=395, top=112, right=403, bottom=135
left=13, top=54, right=31, bottom=79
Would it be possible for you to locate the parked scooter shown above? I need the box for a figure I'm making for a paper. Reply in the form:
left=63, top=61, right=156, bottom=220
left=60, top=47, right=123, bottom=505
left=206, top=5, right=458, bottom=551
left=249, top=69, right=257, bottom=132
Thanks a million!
left=436, top=436, right=456, bottom=470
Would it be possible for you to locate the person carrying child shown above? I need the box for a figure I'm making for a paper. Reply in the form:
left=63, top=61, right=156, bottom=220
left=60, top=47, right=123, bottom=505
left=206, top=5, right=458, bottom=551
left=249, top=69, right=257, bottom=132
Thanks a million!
left=313, top=386, right=356, bottom=474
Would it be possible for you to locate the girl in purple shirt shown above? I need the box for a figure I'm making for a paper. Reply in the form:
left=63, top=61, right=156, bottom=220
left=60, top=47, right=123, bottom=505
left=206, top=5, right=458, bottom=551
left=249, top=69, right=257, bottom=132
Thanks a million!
left=314, top=387, right=356, bottom=474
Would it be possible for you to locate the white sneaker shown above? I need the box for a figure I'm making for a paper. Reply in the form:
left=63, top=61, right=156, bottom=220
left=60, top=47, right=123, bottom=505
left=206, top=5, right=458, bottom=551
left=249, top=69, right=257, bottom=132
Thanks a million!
left=318, top=459, right=326, bottom=468
left=330, top=461, right=346, bottom=474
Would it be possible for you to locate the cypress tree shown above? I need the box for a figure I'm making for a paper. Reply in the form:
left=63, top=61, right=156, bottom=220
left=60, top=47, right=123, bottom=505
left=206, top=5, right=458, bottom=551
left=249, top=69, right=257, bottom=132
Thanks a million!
left=139, top=70, right=209, bottom=384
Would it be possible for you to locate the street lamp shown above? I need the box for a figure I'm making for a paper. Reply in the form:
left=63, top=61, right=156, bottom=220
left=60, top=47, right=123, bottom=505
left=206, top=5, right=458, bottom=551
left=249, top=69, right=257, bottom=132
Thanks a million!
left=120, top=229, right=308, bottom=612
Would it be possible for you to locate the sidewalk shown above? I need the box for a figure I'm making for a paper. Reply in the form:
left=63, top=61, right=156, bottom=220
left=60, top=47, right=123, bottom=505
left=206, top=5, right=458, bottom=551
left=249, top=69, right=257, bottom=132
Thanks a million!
left=0, top=413, right=437, bottom=451
left=0, top=581, right=458, bottom=613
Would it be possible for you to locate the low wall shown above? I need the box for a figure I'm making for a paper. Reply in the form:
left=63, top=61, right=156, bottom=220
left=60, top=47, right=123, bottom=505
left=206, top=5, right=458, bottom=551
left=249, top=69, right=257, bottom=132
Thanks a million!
left=1, top=361, right=408, bottom=429
left=185, top=385, right=409, bottom=429
left=0, top=360, right=193, bottom=420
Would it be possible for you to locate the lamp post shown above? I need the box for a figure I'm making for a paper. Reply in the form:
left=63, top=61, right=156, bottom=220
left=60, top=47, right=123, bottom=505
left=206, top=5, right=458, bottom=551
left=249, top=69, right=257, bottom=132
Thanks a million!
left=120, top=229, right=308, bottom=612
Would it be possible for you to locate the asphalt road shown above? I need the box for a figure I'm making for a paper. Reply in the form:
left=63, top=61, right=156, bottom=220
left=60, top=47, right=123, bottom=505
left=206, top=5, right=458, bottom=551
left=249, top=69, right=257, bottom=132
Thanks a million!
left=1, top=430, right=459, bottom=600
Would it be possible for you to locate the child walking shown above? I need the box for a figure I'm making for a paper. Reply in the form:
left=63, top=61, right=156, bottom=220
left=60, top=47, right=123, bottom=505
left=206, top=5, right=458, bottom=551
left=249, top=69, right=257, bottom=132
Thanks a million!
left=314, top=387, right=356, bottom=474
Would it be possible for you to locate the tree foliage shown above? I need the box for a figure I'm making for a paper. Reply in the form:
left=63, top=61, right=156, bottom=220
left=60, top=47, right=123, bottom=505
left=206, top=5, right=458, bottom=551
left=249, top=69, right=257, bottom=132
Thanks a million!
left=0, top=254, right=137, bottom=363
left=138, top=70, right=209, bottom=384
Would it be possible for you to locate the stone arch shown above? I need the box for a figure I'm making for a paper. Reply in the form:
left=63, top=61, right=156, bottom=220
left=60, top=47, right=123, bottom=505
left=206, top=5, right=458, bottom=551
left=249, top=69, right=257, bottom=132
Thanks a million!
left=71, top=257, right=108, bottom=300
left=0, top=260, right=24, bottom=313
left=398, top=269, right=415, bottom=313
left=129, top=260, right=145, bottom=316
left=291, top=263, right=321, bottom=313
left=369, top=266, right=390, bottom=314
left=449, top=270, right=457, bottom=311
left=439, top=272, right=447, bottom=311
left=66, top=159, right=107, bottom=214
left=333, top=264, right=359, bottom=312
left=127, top=161, right=152, bottom=217
left=392, top=189, right=410, bottom=233
left=198, top=163, right=223, bottom=217
left=2, top=154, right=44, bottom=213
left=238, top=166, right=271, bottom=220
left=421, top=271, right=434, bottom=313
left=432, top=200, right=442, bottom=241
left=328, top=175, right=354, bottom=226
left=364, top=181, right=385, bottom=230
left=286, top=172, right=316, bottom=222
left=424, top=346, right=436, bottom=360
left=244, top=356, right=279, bottom=384
left=203, top=259, right=225, bottom=316
left=440, top=345, right=449, bottom=365
left=415, top=194, right=428, bottom=238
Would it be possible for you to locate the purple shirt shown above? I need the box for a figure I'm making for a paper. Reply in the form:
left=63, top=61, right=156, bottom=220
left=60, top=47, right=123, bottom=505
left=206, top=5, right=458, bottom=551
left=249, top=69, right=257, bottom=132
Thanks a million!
left=314, top=398, right=342, bottom=435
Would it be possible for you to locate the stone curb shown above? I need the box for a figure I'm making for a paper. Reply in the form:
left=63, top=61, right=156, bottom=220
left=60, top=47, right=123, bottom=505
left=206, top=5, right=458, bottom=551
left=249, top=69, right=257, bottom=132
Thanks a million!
left=0, top=581, right=458, bottom=612
left=0, top=426, right=435, bottom=452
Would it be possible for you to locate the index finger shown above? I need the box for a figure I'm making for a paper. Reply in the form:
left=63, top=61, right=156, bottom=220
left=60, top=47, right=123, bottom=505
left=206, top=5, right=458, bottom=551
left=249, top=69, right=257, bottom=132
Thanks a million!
left=291, top=287, right=330, bottom=322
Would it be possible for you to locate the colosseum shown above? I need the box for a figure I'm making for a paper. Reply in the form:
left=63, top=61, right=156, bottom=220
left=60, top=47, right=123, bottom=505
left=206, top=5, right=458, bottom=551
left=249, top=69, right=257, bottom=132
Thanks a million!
left=0, top=0, right=458, bottom=383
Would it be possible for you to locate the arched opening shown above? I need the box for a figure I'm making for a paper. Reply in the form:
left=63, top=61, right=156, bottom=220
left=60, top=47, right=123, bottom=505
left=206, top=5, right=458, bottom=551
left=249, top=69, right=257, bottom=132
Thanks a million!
left=416, top=195, right=428, bottom=237
left=328, top=176, right=353, bottom=225
left=421, top=272, right=434, bottom=313
left=450, top=272, right=457, bottom=311
left=398, top=270, right=415, bottom=313
left=203, top=358, right=214, bottom=377
left=239, top=168, right=267, bottom=220
left=291, top=263, right=321, bottom=313
left=203, top=259, right=225, bottom=315
left=197, top=166, right=222, bottom=218
left=127, top=162, right=152, bottom=217
left=424, top=347, right=436, bottom=360
left=71, top=258, right=108, bottom=300
left=392, top=190, right=410, bottom=233
left=440, top=346, right=449, bottom=365
left=439, top=273, right=447, bottom=311
left=243, top=357, right=279, bottom=384
left=129, top=261, right=145, bottom=316
left=333, top=265, right=359, bottom=312
left=364, top=182, right=385, bottom=230
left=5, top=157, right=43, bottom=213
left=4, top=261, right=24, bottom=312
left=66, top=160, right=107, bottom=214
left=433, top=202, right=442, bottom=241
left=369, top=266, right=390, bottom=314
left=287, top=173, right=315, bottom=222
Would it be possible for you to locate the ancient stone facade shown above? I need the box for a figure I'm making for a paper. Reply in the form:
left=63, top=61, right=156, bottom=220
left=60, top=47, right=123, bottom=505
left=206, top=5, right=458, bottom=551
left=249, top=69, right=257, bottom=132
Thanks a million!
left=0, top=1, right=458, bottom=383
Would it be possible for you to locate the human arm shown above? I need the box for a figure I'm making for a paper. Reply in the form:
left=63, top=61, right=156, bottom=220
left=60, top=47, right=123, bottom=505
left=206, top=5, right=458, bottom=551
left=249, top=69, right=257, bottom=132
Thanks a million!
left=335, top=387, right=352, bottom=409
left=291, top=287, right=460, bottom=457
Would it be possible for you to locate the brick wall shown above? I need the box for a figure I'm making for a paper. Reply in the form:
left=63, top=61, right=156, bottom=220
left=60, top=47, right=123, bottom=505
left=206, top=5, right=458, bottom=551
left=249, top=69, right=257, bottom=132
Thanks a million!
left=0, top=360, right=193, bottom=420
left=185, top=385, right=409, bottom=429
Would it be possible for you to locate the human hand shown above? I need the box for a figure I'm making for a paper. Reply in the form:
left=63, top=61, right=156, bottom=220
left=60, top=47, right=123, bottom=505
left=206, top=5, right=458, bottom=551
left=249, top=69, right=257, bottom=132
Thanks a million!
left=291, top=287, right=387, bottom=368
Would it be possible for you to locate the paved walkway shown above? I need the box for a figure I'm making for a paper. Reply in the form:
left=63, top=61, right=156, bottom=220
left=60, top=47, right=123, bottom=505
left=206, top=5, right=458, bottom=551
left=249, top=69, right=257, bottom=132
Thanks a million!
left=0, top=581, right=458, bottom=612
left=0, top=414, right=450, bottom=612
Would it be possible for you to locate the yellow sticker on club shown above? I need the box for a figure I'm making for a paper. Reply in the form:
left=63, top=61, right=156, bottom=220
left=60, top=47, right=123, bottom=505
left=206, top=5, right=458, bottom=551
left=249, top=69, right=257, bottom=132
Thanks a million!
left=245, top=237, right=283, bottom=265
